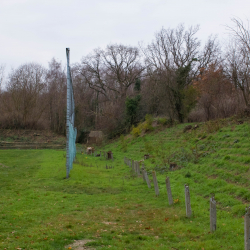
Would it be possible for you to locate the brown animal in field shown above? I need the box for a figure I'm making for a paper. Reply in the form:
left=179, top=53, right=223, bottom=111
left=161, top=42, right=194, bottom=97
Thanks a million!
left=86, top=147, right=95, bottom=154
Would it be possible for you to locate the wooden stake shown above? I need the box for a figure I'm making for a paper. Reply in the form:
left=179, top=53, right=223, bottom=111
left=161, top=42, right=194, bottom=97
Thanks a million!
left=152, top=171, right=159, bottom=196
left=185, top=184, right=192, bottom=218
left=245, top=206, right=250, bottom=250
left=144, top=170, right=151, bottom=188
left=210, top=195, right=216, bottom=232
left=165, top=176, right=173, bottom=205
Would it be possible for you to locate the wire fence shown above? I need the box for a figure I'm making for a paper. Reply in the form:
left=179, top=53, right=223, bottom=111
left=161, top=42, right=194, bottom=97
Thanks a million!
left=66, top=48, right=77, bottom=178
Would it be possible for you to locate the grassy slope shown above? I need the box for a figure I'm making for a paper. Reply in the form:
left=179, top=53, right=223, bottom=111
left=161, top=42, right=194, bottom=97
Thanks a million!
left=0, top=118, right=249, bottom=249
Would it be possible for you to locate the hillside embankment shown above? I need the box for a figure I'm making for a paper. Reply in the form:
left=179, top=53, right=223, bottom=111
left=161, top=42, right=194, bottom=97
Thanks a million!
left=0, top=116, right=250, bottom=249
left=101, top=117, right=250, bottom=217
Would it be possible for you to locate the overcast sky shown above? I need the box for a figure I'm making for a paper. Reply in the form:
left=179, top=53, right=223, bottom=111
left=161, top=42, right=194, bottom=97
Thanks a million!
left=1, top=0, right=250, bottom=76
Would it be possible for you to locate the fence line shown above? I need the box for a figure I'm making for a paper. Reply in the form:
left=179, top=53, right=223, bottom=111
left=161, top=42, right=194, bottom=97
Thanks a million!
left=123, top=155, right=250, bottom=247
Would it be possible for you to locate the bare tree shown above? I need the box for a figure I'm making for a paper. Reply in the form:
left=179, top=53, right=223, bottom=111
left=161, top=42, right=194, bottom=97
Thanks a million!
left=226, top=18, right=250, bottom=54
left=225, top=18, right=250, bottom=106
left=46, top=58, right=67, bottom=133
left=78, top=44, right=145, bottom=134
left=141, top=24, right=219, bottom=122
left=193, top=65, right=236, bottom=121
left=80, top=44, right=145, bottom=100
left=71, top=64, right=98, bottom=131
left=5, top=63, right=47, bottom=128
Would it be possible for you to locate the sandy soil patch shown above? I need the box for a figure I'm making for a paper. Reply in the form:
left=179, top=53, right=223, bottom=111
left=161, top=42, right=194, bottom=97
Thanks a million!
left=65, top=239, right=95, bottom=250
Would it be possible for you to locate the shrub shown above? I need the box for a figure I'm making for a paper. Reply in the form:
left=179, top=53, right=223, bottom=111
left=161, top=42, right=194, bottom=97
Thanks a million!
left=130, top=114, right=155, bottom=137
left=157, top=117, right=167, bottom=125
left=145, top=114, right=153, bottom=125
left=157, top=117, right=177, bottom=127
left=143, top=114, right=154, bottom=132
left=131, top=125, right=142, bottom=137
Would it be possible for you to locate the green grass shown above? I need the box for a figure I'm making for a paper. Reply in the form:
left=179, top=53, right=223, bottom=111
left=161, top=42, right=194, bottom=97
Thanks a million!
left=0, top=119, right=249, bottom=249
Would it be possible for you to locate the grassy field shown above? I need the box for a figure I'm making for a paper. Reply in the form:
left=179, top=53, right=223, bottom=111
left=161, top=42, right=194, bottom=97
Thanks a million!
left=0, top=118, right=249, bottom=249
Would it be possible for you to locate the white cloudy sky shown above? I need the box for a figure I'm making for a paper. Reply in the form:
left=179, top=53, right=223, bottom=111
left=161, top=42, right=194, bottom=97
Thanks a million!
left=1, top=0, right=250, bottom=75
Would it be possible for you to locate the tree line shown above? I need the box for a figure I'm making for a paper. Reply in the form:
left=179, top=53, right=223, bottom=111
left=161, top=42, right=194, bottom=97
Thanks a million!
left=1, top=18, right=250, bottom=140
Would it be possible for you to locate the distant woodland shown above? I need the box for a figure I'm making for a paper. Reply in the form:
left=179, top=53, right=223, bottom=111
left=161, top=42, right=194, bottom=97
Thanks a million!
left=1, top=18, right=250, bottom=140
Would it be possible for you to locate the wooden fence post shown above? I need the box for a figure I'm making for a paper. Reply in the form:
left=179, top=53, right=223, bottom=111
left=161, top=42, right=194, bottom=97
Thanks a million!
left=210, top=195, right=216, bottom=232
left=143, top=170, right=151, bottom=188
left=132, top=160, right=134, bottom=172
left=245, top=206, right=250, bottom=250
left=185, top=184, right=192, bottom=218
left=165, top=176, right=173, bottom=205
left=152, top=171, right=159, bottom=196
